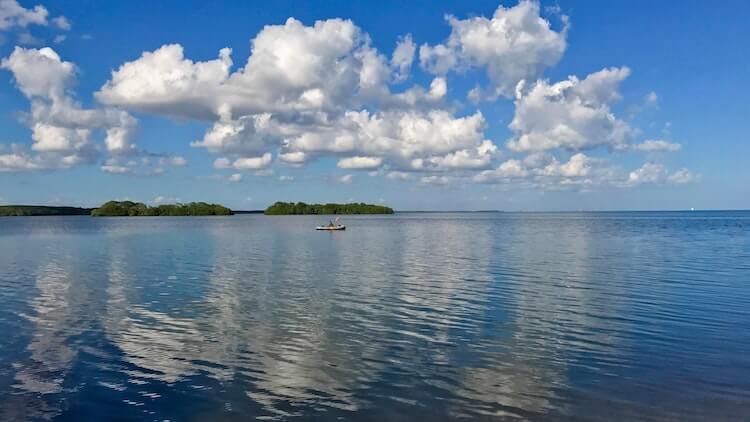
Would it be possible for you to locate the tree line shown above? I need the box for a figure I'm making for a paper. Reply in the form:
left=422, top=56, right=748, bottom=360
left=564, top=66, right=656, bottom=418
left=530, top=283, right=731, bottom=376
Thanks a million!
left=264, top=201, right=394, bottom=215
left=0, top=206, right=92, bottom=216
left=91, top=201, right=233, bottom=216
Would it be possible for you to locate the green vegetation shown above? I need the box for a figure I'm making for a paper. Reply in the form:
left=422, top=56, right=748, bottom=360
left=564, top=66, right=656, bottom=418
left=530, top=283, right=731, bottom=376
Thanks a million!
left=91, top=201, right=233, bottom=216
left=4, top=201, right=391, bottom=217
left=265, top=201, right=394, bottom=215
left=0, top=205, right=93, bottom=216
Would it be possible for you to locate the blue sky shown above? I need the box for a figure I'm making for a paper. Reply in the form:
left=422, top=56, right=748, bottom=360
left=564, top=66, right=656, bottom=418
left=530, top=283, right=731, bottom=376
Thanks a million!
left=0, top=0, right=748, bottom=211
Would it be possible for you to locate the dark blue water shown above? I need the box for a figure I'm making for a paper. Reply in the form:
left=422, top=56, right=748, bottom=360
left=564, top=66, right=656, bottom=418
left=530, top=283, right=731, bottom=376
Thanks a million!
left=1, top=212, right=749, bottom=421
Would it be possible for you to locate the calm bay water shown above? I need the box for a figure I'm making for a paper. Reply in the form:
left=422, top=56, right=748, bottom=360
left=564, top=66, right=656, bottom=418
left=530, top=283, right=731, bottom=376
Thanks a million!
left=0, top=212, right=749, bottom=421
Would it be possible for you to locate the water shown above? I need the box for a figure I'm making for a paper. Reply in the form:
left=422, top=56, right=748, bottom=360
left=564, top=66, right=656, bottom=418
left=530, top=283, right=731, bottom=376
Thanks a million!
left=0, top=212, right=749, bottom=421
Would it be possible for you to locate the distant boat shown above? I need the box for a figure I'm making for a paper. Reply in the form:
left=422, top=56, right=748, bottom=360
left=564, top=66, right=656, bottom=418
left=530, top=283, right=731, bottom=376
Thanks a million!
left=316, top=225, right=346, bottom=231
left=317, top=216, right=345, bottom=230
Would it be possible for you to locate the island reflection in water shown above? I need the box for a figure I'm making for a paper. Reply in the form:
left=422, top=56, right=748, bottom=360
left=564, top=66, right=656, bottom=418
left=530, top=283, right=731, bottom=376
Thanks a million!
left=0, top=212, right=749, bottom=420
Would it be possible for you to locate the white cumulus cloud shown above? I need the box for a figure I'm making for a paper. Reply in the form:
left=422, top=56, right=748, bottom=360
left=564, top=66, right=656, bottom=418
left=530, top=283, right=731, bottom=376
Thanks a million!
left=0, top=0, right=48, bottom=31
left=0, top=149, right=42, bottom=171
left=280, top=109, right=494, bottom=171
left=337, top=156, right=383, bottom=169
left=391, top=34, right=416, bottom=82
left=0, top=47, right=115, bottom=167
left=0, top=47, right=187, bottom=174
left=51, top=15, right=70, bottom=30
left=420, top=0, right=567, bottom=97
left=231, top=153, right=272, bottom=170
left=507, top=67, right=633, bottom=152
left=0, top=3, right=695, bottom=192
left=625, top=162, right=696, bottom=186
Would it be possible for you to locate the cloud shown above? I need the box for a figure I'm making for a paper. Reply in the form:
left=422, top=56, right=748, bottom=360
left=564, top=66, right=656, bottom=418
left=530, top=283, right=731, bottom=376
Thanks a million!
left=667, top=168, right=697, bottom=184
left=625, top=162, right=667, bottom=185
left=0, top=149, right=42, bottom=171
left=420, top=175, right=451, bottom=185
left=0, top=141, right=91, bottom=172
left=0, top=145, right=92, bottom=172
left=17, top=31, right=41, bottom=45
left=385, top=171, right=413, bottom=181
left=418, top=44, right=457, bottom=76
left=475, top=151, right=694, bottom=190
left=96, top=18, right=378, bottom=119
left=278, top=175, right=294, bottom=181
left=632, top=139, right=681, bottom=152
left=51, top=15, right=70, bottom=30
left=0, top=47, right=178, bottom=174
left=253, top=168, right=273, bottom=177
left=420, top=0, right=567, bottom=97
left=96, top=17, right=458, bottom=168
left=233, top=153, right=272, bottom=170
left=421, top=140, right=498, bottom=169
left=191, top=108, right=275, bottom=155
left=101, top=159, right=132, bottom=174
left=91, top=16, right=512, bottom=185
left=0, top=49, right=98, bottom=165
left=625, top=162, right=696, bottom=186
left=506, top=67, right=633, bottom=152
left=213, top=157, right=231, bottom=169
left=536, top=152, right=597, bottom=178
left=0, top=0, right=48, bottom=31
left=279, top=151, right=306, bottom=164
left=159, top=155, right=187, bottom=167
left=1, top=46, right=74, bottom=99
left=2, top=47, right=136, bottom=153
left=30, top=124, right=91, bottom=152
left=337, top=156, right=383, bottom=169
left=96, top=44, right=233, bottom=119
left=97, top=17, right=448, bottom=120
left=474, top=159, right=528, bottom=182
left=53, top=34, right=65, bottom=44
left=338, top=174, right=353, bottom=184
left=228, top=173, right=242, bottom=182
left=99, top=153, right=185, bottom=176
left=0, top=3, right=691, bottom=193
left=467, top=86, right=481, bottom=104
left=214, top=153, right=272, bottom=170
left=280, top=109, right=494, bottom=171
left=391, top=34, right=416, bottom=82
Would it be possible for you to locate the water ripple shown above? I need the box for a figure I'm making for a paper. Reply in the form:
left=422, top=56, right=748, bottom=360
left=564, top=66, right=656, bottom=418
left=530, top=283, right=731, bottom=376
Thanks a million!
left=0, top=212, right=749, bottom=420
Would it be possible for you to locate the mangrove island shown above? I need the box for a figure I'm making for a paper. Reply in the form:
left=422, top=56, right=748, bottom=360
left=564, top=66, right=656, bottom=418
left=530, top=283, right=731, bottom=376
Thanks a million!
left=91, top=201, right=233, bottom=216
left=0, top=205, right=94, bottom=216
left=264, top=201, right=394, bottom=215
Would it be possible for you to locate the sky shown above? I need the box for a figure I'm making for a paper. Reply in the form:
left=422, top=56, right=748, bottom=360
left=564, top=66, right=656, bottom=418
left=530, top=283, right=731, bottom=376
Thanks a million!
left=0, top=0, right=748, bottom=211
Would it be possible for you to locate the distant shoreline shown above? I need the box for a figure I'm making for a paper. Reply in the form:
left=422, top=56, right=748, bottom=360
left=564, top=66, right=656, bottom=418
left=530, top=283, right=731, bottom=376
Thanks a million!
left=2, top=205, right=748, bottom=217
left=0, top=205, right=93, bottom=217
left=1, top=201, right=233, bottom=217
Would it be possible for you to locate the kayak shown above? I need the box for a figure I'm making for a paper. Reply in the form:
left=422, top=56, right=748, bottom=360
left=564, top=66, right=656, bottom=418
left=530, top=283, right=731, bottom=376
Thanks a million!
left=316, top=225, right=346, bottom=231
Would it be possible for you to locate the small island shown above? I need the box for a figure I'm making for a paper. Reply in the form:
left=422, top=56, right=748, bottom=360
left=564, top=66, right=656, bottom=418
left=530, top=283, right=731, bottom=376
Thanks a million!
left=265, top=201, right=394, bottom=215
left=0, top=205, right=93, bottom=216
left=91, top=201, right=233, bottom=216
